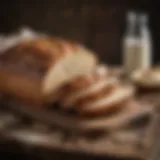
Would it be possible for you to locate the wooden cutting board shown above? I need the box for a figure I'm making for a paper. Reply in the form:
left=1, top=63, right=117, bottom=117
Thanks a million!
left=3, top=99, right=153, bottom=133
left=0, top=119, right=153, bottom=160
left=0, top=93, right=156, bottom=159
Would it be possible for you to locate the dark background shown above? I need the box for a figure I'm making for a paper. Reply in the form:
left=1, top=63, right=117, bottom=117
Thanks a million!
left=0, top=0, right=158, bottom=159
left=0, top=0, right=159, bottom=64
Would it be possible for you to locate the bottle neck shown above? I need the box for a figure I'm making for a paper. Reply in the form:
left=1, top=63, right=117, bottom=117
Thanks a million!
left=126, top=20, right=136, bottom=37
left=125, top=12, right=137, bottom=38
left=139, top=14, right=149, bottom=37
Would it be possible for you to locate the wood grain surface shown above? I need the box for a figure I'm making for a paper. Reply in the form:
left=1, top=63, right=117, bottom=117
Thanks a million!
left=0, top=93, right=157, bottom=160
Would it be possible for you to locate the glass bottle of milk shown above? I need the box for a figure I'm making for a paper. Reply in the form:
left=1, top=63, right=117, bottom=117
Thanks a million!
left=122, top=12, right=152, bottom=75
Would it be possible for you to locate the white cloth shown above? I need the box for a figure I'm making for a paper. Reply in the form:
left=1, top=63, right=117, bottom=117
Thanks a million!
left=0, top=27, right=45, bottom=53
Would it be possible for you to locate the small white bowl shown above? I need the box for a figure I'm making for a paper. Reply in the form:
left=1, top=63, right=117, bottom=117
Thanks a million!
left=130, top=67, right=160, bottom=89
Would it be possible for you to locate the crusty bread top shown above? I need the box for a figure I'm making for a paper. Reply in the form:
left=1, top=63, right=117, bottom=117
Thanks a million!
left=0, top=37, right=96, bottom=78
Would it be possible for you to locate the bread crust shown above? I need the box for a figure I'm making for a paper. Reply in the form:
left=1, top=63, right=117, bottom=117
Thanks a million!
left=0, top=67, right=42, bottom=104
left=0, top=38, right=82, bottom=77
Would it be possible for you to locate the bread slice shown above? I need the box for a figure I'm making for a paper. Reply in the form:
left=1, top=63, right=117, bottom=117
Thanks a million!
left=58, top=64, right=108, bottom=106
left=0, top=37, right=97, bottom=104
left=78, top=85, right=135, bottom=116
left=75, top=79, right=119, bottom=107
left=61, top=77, right=119, bottom=108
left=60, top=64, right=108, bottom=108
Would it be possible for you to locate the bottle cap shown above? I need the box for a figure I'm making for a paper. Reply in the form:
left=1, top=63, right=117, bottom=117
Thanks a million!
left=140, top=13, right=148, bottom=24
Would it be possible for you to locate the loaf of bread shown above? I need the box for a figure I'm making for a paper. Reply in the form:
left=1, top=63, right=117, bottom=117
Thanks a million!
left=0, top=37, right=97, bottom=104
